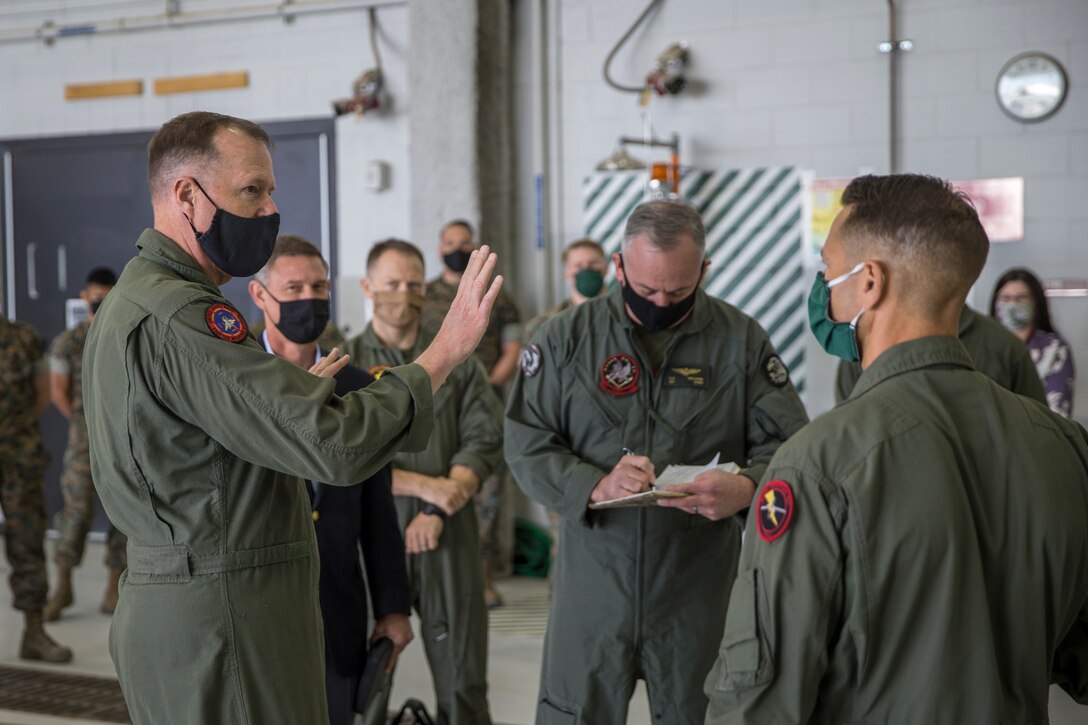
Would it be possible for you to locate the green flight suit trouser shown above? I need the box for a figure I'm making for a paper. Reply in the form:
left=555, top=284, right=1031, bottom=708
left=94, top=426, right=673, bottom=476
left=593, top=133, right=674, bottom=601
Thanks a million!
left=365, top=498, right=491, bottom=725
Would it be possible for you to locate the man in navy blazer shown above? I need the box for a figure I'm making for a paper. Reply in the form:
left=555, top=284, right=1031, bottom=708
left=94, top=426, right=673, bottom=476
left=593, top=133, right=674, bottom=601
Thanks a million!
left=249, top=235, right=413, bottom=725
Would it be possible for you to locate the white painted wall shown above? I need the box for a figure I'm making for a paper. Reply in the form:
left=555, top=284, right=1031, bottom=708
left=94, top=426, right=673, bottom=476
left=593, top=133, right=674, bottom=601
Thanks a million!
left=5, top=0, right=1082, bottom=414
left=0, top=0, right=412, bottom=337
left=512, top=0, right=1088, bottom=421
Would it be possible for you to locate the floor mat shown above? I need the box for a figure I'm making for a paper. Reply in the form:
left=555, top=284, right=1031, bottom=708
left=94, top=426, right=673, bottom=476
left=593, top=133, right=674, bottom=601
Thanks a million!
left=0, top=666, right=129, bottom=723
left=487, top=581, right=550, bottom=637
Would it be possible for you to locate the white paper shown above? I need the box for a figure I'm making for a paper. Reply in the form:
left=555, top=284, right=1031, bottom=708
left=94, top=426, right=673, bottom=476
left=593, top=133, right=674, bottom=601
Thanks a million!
left=654, top=453, right=738, bottom=488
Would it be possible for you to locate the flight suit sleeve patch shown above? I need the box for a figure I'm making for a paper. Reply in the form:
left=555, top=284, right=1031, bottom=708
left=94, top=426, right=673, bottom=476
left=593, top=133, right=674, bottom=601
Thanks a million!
left=204, top=303, right=248, bottom=343
left=520, top=343, right=542, bottom=378
left=368, top=364, right=392, bottom=380
left=764, top=354, right=790, bottom=387
left=756, top=480, right=794, bottom=542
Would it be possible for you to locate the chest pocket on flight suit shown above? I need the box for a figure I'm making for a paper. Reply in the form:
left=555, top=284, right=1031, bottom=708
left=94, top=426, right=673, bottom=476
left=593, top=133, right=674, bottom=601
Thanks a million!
left=664, top=364, right=745, bottom=463
left=713, top=568, right=774, bottom=692
left=569, top=367, right=629, bottom=448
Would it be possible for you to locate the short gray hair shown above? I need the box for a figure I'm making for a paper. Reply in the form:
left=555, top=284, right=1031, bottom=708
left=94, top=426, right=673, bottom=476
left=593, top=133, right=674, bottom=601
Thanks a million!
left=623, top=200, right=706, bottom=252
left=253, top=235, right=328, bottom=285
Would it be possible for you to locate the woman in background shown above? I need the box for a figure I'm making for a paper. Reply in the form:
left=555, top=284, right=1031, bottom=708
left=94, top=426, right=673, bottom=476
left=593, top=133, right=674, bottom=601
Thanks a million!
left=991, top=267, right=1076, bottom=418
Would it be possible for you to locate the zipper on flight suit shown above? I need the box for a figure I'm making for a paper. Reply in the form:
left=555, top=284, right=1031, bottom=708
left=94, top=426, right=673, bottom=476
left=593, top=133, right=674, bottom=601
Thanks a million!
left=627, top=326, right=686, bottom=655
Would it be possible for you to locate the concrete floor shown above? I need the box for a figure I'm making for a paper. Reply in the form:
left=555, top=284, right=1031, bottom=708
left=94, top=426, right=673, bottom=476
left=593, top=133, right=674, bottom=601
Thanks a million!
left=0, top=541, right=655, bottom=725
left=0, top=541, right=1083, bottom=724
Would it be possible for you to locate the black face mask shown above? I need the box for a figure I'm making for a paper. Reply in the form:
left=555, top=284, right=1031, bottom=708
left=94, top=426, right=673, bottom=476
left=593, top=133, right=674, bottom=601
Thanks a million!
left=442, top=249, right=472, bottom=273
left=185, top=179, right=280, bottom=278
left=618, top=254, right=700, bottom=332
left=262, top=285, right=330, bottom=345
left=89, top=300, right=103, bottom=315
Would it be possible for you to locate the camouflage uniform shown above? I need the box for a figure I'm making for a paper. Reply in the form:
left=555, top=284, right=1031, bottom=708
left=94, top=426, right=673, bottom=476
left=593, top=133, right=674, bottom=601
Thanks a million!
left=422, top=277, right=521, bottom=573
left=49, top=320, right=127, bottom=572
left=0, top=318, right=50, bottom=613
left=422, top=278, right=521, bottom=377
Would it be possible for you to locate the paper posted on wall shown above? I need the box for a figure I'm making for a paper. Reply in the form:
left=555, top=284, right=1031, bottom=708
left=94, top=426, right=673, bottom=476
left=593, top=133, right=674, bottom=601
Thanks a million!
left=588, top=454, right=740, bottom=510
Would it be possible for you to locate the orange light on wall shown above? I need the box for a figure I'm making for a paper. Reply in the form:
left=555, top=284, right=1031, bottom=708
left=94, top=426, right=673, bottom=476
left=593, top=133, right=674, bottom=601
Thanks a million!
left=649, top=160, right=680, bottom=196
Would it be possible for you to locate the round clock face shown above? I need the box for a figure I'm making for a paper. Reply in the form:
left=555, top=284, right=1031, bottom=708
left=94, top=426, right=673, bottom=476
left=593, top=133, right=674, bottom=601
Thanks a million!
left=996, top=52, right=1068, bottom=122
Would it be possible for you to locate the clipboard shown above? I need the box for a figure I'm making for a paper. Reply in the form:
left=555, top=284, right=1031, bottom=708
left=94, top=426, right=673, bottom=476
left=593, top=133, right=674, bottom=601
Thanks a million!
left=587, top=454, right=739, bottom=510
left=588, top=488, right=690, bottom=510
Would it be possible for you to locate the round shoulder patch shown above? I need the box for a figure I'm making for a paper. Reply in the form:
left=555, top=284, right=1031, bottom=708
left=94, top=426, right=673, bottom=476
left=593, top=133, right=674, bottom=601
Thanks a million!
left=368, top=364, right=392, bottom=380
left=205, top=303, right=248, bottom=343
left=521, top=344, right=542, bottom=378
left=764, top=354, right=789, bottom=388
left=756, top=480, right=794, bottom=543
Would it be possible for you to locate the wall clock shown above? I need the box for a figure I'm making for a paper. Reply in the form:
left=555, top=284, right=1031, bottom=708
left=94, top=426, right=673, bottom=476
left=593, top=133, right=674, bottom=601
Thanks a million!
left=996, top=52, right=1068, bottom=123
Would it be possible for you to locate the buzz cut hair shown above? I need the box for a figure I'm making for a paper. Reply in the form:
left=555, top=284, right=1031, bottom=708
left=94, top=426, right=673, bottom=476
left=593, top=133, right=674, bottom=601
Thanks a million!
left=147, top=111, right=273, bottom=201
left=839, top=174, right=990, bottom=315
left=440, top=219, right=475, bottom=238
left=622, top=199, right=706, bottom=252
left=86, top=267, right=118, bottom=287
left=254, top=235, right=327, bottom=285
left=367, top=238, right=426, bottom=273
left=561, top=238, right=606, bottom=264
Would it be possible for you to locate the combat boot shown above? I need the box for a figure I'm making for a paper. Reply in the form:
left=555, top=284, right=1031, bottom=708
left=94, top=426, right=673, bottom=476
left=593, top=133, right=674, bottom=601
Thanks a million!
left=20, top=612, right=73, bottom=663
left=100, top=567, right=121, bottom=614
left=43, top=565, right=74, bottom=622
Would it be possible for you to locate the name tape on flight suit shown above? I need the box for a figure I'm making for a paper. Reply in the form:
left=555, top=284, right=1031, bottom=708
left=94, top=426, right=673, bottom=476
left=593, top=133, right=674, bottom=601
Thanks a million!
left=663, top=365, right=709, bottom=388
left=756, top=480, right=794, bottom=542
left=205, top=303, right=248, bottom=343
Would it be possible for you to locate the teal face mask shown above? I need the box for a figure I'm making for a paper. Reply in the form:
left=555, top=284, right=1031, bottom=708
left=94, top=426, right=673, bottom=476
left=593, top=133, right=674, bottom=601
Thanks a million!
left=573, top=268, right=604, bottom=298
left=807, top=262, right=865, bottom=362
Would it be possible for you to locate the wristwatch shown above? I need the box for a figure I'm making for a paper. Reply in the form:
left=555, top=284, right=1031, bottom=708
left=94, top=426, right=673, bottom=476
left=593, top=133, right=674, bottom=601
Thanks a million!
left=420, top=503, right=448, bottom=520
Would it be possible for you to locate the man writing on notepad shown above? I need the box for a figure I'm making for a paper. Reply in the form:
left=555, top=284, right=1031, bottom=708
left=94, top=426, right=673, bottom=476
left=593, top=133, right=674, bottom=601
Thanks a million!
left=504, top=199, right=809, bottom=724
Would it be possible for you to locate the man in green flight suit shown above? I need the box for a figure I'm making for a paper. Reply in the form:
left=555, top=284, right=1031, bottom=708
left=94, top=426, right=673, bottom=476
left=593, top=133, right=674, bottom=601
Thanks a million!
left=505, top=199, right=810, bottom=724
left=704, top=174, right=1088, bottom=723
left=422, top=219, right=522, bottom=609
left=83, top=111, right=504, bottom=725
left=834, top=305, right=1046, bottom=403
left=346, top=238, right=502, bottom=725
